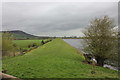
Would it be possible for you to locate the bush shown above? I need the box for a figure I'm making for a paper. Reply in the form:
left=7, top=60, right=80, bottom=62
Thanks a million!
left=2, top=32, right=18, bottom=57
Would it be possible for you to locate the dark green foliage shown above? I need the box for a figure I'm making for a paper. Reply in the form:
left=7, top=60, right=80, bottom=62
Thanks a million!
left=32, top=43, right=38, bottom=48
left=41, top=40, right=45, bottom=45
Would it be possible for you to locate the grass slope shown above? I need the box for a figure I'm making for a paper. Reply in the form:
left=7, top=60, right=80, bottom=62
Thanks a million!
left=3, top=39, right=118, bottom=78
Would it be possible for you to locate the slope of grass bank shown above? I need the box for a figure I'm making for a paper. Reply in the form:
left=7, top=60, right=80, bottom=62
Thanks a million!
left=3, top=39, right=118, bottom=78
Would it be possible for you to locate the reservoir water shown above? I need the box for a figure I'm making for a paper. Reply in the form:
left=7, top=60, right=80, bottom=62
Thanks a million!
left=63, top=39, right=83, bottom=50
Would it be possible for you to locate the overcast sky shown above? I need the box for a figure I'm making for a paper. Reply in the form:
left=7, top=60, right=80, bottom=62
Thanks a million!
left=2, top=2, right=118, bottom=37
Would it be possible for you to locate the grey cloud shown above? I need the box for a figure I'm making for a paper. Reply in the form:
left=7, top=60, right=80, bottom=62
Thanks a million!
left=2, top=2, right=118, bottom=36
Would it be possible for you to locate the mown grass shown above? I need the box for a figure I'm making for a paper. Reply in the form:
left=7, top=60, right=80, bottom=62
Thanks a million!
left=3, top=39, right=118, bottom=78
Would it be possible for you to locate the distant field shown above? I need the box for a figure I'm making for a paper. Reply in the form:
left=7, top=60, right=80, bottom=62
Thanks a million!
left=3, top=39, right=118, bottom=78
left=13, top=40, right=42, bottom=49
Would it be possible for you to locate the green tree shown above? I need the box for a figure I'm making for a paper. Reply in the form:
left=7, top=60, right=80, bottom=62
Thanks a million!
left=83, top=16, right=116, bottom=66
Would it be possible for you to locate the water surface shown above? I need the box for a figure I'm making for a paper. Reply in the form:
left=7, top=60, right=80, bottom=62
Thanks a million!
left=63, top=39, right=83, bottom=49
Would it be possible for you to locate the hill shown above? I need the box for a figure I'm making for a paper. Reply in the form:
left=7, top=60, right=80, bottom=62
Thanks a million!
left=1, top=30, right=50, bottom=39
left=2, top=39, right=118, bottom=78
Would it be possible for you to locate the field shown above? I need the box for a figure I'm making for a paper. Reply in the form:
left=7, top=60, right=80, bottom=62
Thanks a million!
left=13, top=39, right=50, bottom=52
left=2, top=39, right=118, bottom=78
left=13, top=40, right=42, bottom=49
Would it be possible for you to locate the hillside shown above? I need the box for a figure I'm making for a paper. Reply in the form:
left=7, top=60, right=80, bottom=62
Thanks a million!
left=1, top=30, right=49, bottom=39
left=2, top=39, right=118, bottom=78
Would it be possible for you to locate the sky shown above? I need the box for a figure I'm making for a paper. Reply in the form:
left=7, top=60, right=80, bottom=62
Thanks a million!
left=2, top=2, right=118, bottom=37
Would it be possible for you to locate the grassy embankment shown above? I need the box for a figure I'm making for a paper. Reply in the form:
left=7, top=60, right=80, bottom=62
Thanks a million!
left=3, top=39, right=118, bottom=78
